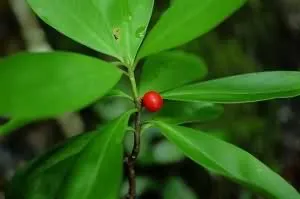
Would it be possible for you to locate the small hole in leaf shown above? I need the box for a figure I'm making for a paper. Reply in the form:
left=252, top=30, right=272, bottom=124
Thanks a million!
left=113, top=27, right=121, bottom=41
left=135, top=26, right=146, bottom=38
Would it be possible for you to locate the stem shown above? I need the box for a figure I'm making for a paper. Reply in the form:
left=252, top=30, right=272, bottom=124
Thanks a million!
left=126, top=69, right=142, bottom=199
left=128, top=69, right=139, bottom=101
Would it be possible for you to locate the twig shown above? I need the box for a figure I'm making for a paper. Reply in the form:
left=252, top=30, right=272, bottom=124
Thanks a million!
left=125, top=69, right=142, bottom=199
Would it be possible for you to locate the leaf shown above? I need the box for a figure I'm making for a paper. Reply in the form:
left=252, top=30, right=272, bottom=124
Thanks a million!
left=58, top=110, right=134, bottom=199
left=27, top=0, right=154, bottom=65
left=152, top=101, right=223, bottom=124
left=139, top=51, right=207, bottom=95
left=6, top=109, right=135, bottom=199
left=152, top=140, right=185, bottom=164
left=6, top=132, right=95, bottom=199
left=0, top=119, right=31, bottom=136
left=0, top=52, right=122, bottom=119
left=163, top=177, right=197, bottom=199
left=105, top=89, right=133, bottom=100
left=153, top=120, right=300, bottom=199
left=162, top=71, right=300, bottom=103
left=138, top=0, right=246, bottom=58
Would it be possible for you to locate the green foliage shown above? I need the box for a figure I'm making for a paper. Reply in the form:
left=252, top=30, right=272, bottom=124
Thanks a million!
left=162, top=71, right=300, bottom=103
left=125, top=127, right=186, bottom=165
left=152, top=120, right=300, bottom=199
left=152, top=101, right=224, bottom=124
left=139, top=51, right=207, bottom=95
left=106, top=89, right=133, bottom=100
left=1, top=0, right=300, bottom=198
left=6, top=133, right=94, bottom=199
left=27, top=0, right=154, bottom=65
left=0, top=119, right=30, bottom=136
left=0, top=52, right=121, bottom=119
left=138, top=0, right=247, bottom=58
left=5, top=110, right=134, bottom=199
left=194, top=33, right=259, bottom=77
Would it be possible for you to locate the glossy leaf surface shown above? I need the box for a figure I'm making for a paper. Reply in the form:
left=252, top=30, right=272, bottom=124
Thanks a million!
left=0, top=52, right=122, bottom=119
left=138, top=0, right=246, bottom=58
left=152, top=101, right=223, bottom=124
left=153, top=121, right=300, bottom=199
left=139, top=51, right=207, bottom=95
left=27, top=0, right=154, bottom=65
left=162, top=72, right=300, bottom=103
left=5, top=110, right=134, bottom=199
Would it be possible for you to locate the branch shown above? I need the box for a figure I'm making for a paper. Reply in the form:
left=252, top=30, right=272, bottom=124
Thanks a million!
left=125, top=69, right=142, bottom=199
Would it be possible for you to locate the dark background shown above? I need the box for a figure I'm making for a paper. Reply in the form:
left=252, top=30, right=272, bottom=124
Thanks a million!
left=1, top=0, right=300, bottom=198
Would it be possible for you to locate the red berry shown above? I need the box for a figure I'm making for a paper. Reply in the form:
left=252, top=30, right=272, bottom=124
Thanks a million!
left=142, top=91, right=163, bottom=112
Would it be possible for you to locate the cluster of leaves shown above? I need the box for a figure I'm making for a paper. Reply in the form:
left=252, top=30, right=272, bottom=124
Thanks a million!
left=0, top=0, right=300, bottom=198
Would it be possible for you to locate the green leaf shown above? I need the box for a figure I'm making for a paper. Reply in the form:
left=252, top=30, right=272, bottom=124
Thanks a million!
left=163, top=177, right=197, bottom=199
left=6, top=132, right=95, bottom=199
left=0, top=119, right=31, bottom=136
left=58, top=110, right=134, bottom=199
left=106, top=89, right=133, bottom=100
left=138, top=0, right=246, bottom=58
left=152, top=101, right=223, bottom=124
left=27, top=0, right=154, bottom=65
left=162, top=71, right=300, bottom=103
left=139, top=51, right=207, bottom=95
left=6, top=109, right=135, bottom=199
left=153, top=120, right=300, bottom=199
left=0, top=52, right=122, bottom=119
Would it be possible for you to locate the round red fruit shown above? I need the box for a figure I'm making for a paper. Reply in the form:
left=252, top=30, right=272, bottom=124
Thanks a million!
left=142, top=91, right=163, bottom=112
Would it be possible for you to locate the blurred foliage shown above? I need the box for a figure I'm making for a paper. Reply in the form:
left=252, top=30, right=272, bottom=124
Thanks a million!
left=163, top=177, right=197, bottom=199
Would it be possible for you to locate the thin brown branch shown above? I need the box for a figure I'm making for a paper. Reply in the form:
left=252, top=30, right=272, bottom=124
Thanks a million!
left=125, top=97, right=142, bottom=199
